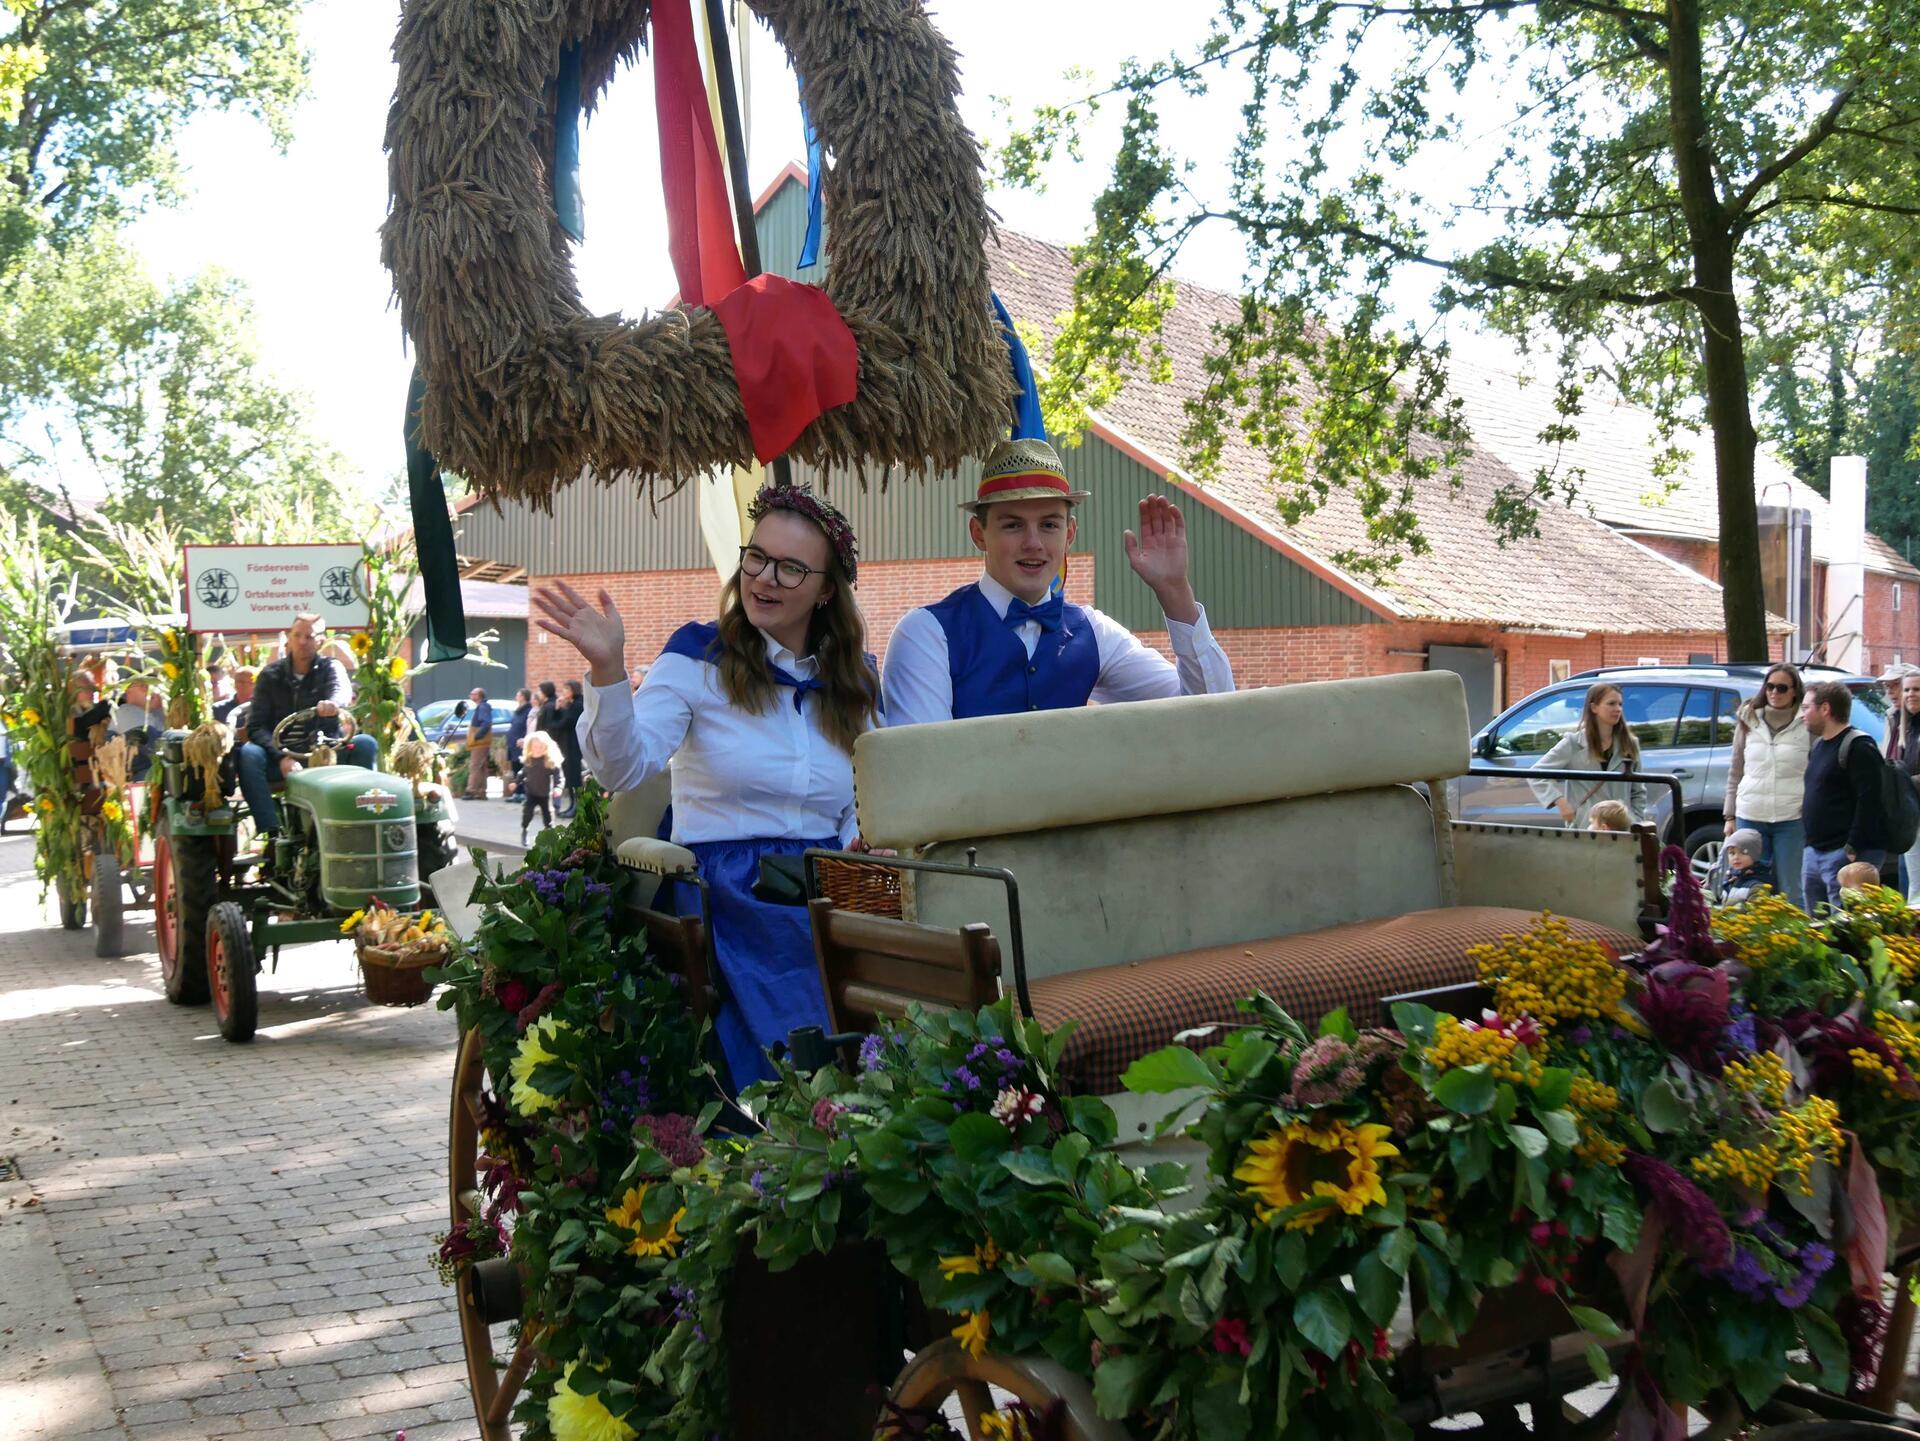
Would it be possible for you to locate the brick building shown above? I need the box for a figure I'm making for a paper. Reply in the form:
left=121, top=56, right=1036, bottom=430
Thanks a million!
left=438, top=167, right=1910, bottom=728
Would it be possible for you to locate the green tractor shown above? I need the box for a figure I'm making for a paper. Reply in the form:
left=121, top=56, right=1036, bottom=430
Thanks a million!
left=151, top=706, right=458, bottom=1042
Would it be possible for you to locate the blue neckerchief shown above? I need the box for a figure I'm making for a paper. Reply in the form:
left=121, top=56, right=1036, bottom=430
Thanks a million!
left=771, top=665, right=823, bottom=711
left=1004, top=592, right=1065, bottom=633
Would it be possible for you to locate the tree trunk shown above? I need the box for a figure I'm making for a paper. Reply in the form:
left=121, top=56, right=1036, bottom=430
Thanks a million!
left=1665, top=0, right=1769, bottom=660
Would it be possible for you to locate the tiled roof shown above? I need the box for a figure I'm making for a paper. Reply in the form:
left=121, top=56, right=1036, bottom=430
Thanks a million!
left=989, top=228, right=1808, bottom=632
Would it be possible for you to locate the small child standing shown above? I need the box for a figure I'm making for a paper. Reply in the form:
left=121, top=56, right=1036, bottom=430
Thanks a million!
left=1835, top=860, right=1884, bottom=895
left=1587, top=800, right=1632, bottom=833
left=520, top=732, right=557, bottom=845
left=1713, top=827, right=1775, bottom=904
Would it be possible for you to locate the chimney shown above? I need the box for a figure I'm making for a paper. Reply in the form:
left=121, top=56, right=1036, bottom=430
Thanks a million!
left=1824, top=455, right=1867, bottom=673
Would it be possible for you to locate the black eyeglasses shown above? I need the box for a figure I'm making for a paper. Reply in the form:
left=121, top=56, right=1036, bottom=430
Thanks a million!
left=739, top=545, right=826, bottom=589
left=1765, top=682, right=1796, bottom=694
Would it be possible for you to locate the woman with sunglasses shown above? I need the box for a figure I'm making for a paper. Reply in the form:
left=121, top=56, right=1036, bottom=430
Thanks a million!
left=534, top=484, right=881, bottom=1086
left=1721, top=664, right=1811, bottom=908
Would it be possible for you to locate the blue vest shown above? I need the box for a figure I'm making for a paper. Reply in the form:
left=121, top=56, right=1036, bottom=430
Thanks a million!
left=928, top=584, right=1100, bottom=720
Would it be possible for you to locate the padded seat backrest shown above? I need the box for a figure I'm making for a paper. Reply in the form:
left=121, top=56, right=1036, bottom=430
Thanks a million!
left=909, top=786, right=1444, bottom=979
left=606, top=772, right=674, bottom=904
left=855, top=671, right=1469, bottom=849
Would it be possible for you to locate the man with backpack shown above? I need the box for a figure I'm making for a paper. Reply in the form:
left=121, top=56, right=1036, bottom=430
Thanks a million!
left=1800, top=680, right=1920, bottom=909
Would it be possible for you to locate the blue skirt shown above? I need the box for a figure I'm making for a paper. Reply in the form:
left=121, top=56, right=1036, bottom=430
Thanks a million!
left=660, top=836, right=836, bottom=1089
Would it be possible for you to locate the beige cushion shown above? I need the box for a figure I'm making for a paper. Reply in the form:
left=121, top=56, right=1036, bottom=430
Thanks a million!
left=607, top=773, right=674, bottom=848
left=857, top=671, right=1469, bottom=849
left=909, top=787, right=1444, bottom=980
left=1451, top=823, right=1650, bottom=936
left=428, top=862, right=487, bottom=946
left=615, top=837, right=698, bottom=875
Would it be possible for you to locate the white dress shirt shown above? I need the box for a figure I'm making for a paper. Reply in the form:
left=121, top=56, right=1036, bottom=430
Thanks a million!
left=881, top=573, right=1237, bottom=728
left=579, top=631, right=861, bottom=846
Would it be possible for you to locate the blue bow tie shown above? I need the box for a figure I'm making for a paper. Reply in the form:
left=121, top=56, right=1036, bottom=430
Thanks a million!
left=1003, top=592, right=1064, bottom=633
left=771, top=665, right=823, bottom=711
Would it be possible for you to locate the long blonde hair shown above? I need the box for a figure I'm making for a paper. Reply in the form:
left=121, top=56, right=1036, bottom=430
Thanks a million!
left=1581, top=683, right=1639, bottom=765
left=713, top=570, right=880, bottom=755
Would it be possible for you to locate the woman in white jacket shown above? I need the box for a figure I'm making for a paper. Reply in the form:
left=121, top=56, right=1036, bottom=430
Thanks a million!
left=1719, top=664, right=1811, bottom=909
left=1528, top=682, right=1650, bottom=829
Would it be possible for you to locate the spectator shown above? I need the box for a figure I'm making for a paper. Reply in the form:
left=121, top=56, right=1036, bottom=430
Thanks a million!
left=216, top=666, right=257, bottom=727
left=1891, top=671, right=1920, bottom=902
left=463, top=687, right=494, bottom=800
left=1712, top=827, right=1773, bottom=904
left=551, top=679, right=584, bottom=817
left=1836, top=860, right=1884, bottom=895
left=438, top=699, right=470, bottom=744
left=505, top=687, right=533, bottom=799
left=1528, top=682, right=1650, bottom=829
left=519, top=731, right=557, bottom=844
left=1800, top=679, right=1889, bottom=911
left=535, top=679, right=560, bottom=740
left=1587, top=800, right=1632, bottom=833
left=239, top=614, right=378, bottom=844
left=1721, top=664, right=1812, bottom=909
left=113, top=680, right=163, bottom=781
left=0, top=721, right=14, bottom=835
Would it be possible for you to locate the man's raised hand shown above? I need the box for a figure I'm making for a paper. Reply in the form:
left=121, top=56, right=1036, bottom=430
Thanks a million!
left=1123, top=494, right=1199, bottom=623
left=533, top=581, right=628, bottom=686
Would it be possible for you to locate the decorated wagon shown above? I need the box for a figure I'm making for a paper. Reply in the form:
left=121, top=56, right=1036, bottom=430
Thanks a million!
left=420, top=667, right=1920, bottom=1441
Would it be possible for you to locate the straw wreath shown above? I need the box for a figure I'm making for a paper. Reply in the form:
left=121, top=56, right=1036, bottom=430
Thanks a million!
left=383, top=0, right=1015, bottom=508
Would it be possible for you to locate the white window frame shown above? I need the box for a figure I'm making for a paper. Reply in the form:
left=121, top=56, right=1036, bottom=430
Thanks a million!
left=1548, top=659, right=1572, bottom=683
left=1895, top=583, right=1904, bottom=612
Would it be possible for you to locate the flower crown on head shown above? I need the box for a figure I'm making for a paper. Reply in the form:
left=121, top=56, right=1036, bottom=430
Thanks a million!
left=747, top=482, right=860, bottom=583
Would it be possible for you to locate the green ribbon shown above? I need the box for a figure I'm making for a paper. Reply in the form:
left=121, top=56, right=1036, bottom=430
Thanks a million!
left=405, top=367, right=469, bottom=663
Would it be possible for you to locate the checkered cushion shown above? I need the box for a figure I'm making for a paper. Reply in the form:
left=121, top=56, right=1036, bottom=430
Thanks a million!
left=1027, top=906, right=1636, bottom=1096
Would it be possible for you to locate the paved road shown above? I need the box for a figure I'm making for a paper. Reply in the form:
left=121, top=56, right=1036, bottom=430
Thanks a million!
left=0, top=828, right=480, bottom=1441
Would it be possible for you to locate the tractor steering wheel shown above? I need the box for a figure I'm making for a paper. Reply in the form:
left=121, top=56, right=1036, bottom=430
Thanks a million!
left=272, top=706, right=331, bottom=764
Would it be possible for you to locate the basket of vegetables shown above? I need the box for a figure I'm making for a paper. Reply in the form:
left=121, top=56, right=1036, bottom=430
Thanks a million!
left=346, top=900, right=453, bottom=1007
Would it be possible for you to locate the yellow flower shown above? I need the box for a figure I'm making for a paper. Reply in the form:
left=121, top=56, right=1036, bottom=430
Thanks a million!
left=937, top=1237, right=1001, bottom=1280
left=387, top=655, right=408, bottom=681
left=548, top=1360, right=636, bottom=1441
left=37, top=796, right=54, bottom=813
left=1722, top=1053, right=1792, bottom=1109
left=508, top=1015, right=568, bottom=1115
left=603, top=1182, right=685, bottom=1259
left=1468, top=914, right=1627, bottom=1029
left=1424, top=1015, right=1535, bottom=1086
left=419, top=909, right=435, bottom=929
left=980, top=1413, right=1035, bottom=1441
left=951, top=1309, right=991, bottom=1358
left=1233, top=1118, right=1399, bottom=1229
left=339, top=908, right=366, bottom=935
left=100, top=799, right=124, bottom=823
left=349, top=631, right=374, bottom=658
left=21, top=708, right=41, bottom=727
left=161, top=661, right=180, bottom=680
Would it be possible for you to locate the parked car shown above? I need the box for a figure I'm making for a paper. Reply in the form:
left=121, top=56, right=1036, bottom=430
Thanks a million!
left=1449, top=663, right=1894, bottom=871
left=415, top=698, right=516, bottom=744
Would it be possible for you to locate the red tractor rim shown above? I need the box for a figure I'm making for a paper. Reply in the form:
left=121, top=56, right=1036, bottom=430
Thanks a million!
left=209, top=926, right=230, bottom=1020
left=154, top=837, right=176, bottom=973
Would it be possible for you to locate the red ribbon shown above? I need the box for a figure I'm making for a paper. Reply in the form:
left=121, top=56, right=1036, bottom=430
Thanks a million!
left=652, top=0, right=746, bottom=307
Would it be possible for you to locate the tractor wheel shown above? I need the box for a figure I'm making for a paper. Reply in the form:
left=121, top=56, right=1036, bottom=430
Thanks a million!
left=451, top=1027, right=523, bottom=1441
left=207, top=900, right=258, bottom=1042
left=418, top=817, right=458, bottom=886
left=92, top=844, right=125, bottom=957
left=155, top=822, right=214, bottom=1005
left=56, top=871, right=86, bottom=930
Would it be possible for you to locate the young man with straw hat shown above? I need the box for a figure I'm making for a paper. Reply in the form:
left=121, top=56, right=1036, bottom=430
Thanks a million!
left=882, top=437, right=1235, bottom=726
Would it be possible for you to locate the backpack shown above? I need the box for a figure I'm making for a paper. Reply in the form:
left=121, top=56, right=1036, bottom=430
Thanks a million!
left=1839, top=729, right=1920, bottom=855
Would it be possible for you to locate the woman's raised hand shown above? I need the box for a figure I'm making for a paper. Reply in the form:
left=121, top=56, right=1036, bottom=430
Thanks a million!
left=533, top=581, right=627, bottom=685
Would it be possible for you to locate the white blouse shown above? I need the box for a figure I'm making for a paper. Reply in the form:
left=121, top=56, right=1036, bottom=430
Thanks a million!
left=578, top=631, right=862, bottom=847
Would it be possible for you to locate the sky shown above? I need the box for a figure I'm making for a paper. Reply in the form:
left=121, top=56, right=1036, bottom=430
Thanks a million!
left=122, top=0, right=1503, bottom=501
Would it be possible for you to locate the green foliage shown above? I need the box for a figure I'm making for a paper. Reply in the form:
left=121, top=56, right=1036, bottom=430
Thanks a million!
left=997, top=0, right=1920, bottom=644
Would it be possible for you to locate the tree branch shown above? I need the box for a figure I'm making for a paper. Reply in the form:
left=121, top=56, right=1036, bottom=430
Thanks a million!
left=1727, top=84, right=1857, bottom=228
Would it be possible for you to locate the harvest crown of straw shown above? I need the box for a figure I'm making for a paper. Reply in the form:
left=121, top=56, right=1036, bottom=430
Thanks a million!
left=747, top=483, right=860, bottom=582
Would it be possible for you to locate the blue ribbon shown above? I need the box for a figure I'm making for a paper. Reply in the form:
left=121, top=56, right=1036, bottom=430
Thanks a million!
left=797, top=103, right=824, bottom=270
left=990, top=291, right=1048, bottom=443
left=1004, top=593, right=1064, bottom=633
left=771, top=665, right=823, bottom=711
left=553, top=44, right=585, bottom=242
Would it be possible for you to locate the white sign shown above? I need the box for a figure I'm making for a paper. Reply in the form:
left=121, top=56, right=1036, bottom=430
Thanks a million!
left=183, top=544, right=371, bottom=634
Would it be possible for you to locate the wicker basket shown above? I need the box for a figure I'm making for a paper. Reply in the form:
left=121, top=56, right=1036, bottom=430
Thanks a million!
left=816, top=857, right=903, bottom=918
left=357, top=939, right=447, bottom=1007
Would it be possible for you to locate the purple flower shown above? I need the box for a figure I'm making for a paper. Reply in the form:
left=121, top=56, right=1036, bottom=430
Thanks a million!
left=1719, top=1246, right=1773, bottom=1298
left=954, top=1066, right=982, bottom=1092
left=1625, top=1153, right=1732, bottom=1271
left=1723, top=1005, right=1757, bottom=1055
left=1637, top=965, right=1731, bottom=1075
left=858, top=1033, right=888, bottom=1072
left=1799, top=1242, right=1836, bottom=1277
left=748, top=1169, right=769, bottom=1196
left=632, top=1112, right=704, bottom=1169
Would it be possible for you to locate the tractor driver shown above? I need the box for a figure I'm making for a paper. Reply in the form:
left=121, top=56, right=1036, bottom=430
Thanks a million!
left=237, top=613, right=378, bottom=847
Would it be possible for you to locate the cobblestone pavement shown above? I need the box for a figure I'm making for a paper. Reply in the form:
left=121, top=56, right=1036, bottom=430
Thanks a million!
left=0, top=829, right=480, bottom=1441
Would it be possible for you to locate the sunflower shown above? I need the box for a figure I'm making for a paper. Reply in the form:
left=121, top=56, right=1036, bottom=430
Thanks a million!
left=386, top=654, right=408, bottom=681
left=1233, top=1119, right=1400, bottom=1229
left=339, top=908, right=366, bottom=935
left=548, top=1360, right=636, bottom=1441
left=508, top=1015, right=569, bottom=1115
left=160, top=661, right=181, bottom=680
left=20, top=708, right=40, bottom=727
left=603, top=1182, right=685, bottom=1259
left=349, top=631, right=375, bottom=658
left=951, top=1308, right=991, bottom=1358
left=37, top=795, right=54, bottom=813
left=100, top=799, right=124, bottom=823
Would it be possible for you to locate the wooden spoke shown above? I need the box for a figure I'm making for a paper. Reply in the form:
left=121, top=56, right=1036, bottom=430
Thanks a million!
left=954, top=1378, right=994, bottom=1440
left=888, top=1339, right=1130, bottom=1441
left=487, top=1331, right=540, bottom=1428
left=449, top=1027, right=517, bottom=1441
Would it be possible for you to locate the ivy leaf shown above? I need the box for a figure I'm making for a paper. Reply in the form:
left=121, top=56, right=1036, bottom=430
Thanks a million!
left=1092, top=1351, right=1159, bottom=1417
left=1432, top=1065, right=1497, bottom=1114
left=1274, top=1229, right=1309, bottom=1290
left=1532, top=1067, right=1574, bottom=1111
left=949, top=1111, right=1013, bottom=1162
left=1639, top=1075, right=1689, bottom=1133
left=1000, top=1150, right=1060, bottom=1187
left=1024, top=1250, right=1079, bottom=1286
left=1378, top=1226, right=1418, bottom=1277
left=1319, top=1006, right=1359, bottom=1042
left=1584, top=1342, right=1613, bottom=1382
left=1121, top=1046, right=1217, bottom=1094
left=1353, top=1250, right=1402, bottom=1327
left=862, top=1174, right=929, bottom=1213
left=1293, top=1286, right=1352, bottom=1356
left=1567, top=1305, right=1622, bottom=1339
left=1538, top=1109, right=1581, bottom=1149
left=1505, top=1124, right=1549, bottom=1159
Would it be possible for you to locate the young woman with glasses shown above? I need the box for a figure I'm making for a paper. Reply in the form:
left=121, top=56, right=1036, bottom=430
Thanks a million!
left=532, top=484, right=881, bottom=1087
left=1721, top=664, right=1811, bottom=908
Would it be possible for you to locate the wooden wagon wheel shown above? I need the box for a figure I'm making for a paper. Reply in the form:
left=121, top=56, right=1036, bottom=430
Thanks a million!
left=385, top=0, right=1015, bottom=505
left=450, top=1026, right=538, bottom=1441
left=887, top=1338, right=1131, bottom=1441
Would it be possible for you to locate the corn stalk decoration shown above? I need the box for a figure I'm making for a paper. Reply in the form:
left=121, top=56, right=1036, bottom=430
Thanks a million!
left=0, top=514, right=89, bottom=907
left=352, top=542, right=499, bottom=767
left=79, top=511, right=209, bottom=731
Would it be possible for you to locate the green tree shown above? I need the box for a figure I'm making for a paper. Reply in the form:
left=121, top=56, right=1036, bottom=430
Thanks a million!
left=1000, top=0, right=1920, bottom=658
left=0, top=0, right=306, bottom=275
left=0, top=231, right=351, bottom=542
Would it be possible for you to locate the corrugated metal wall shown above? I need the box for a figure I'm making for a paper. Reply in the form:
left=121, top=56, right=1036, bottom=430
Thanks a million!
left=451, top=175, right=1377, bottom=630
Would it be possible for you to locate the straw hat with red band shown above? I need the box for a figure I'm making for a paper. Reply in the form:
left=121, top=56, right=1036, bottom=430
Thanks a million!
left=963, top=437, right=1091, bottom=512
